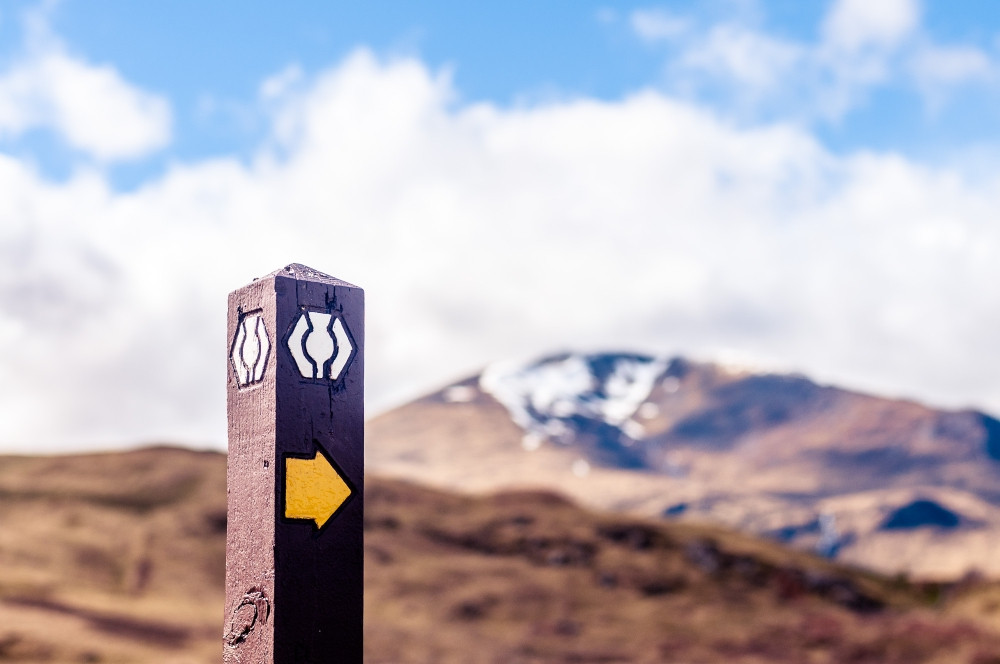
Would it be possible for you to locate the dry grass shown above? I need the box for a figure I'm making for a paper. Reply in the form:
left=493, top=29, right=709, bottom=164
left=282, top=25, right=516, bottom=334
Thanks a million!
left=0, top=447, right=999, bottom=662
left=364, top=479, right=1000, bottom=663
left=0, top=447, right=225, bottom=663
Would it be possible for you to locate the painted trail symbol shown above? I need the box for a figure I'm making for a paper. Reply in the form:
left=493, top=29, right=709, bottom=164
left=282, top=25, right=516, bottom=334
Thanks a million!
left=285, top=445, right=354, bottom=530
left=225, top=263, right=364, bottom=664
left=287, top=312, right=354, bottom=380
left=231, top=313, right=270, bottom=387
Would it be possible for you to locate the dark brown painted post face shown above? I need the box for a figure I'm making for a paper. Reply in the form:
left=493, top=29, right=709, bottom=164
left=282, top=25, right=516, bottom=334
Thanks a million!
left=224, top=263, right=364, bottom=664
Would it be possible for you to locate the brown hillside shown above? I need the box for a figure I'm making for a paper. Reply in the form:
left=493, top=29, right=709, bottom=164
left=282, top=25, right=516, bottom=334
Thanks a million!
left=1, top=448, right=1000, bottom=662
left=367, top=355, right=1000, bottom=579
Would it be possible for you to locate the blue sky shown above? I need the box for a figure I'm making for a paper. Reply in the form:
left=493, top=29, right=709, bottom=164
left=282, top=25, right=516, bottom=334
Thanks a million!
left=4, top=1, right=1000, bottom=181
left=3, top=0, right=1000, bottom=451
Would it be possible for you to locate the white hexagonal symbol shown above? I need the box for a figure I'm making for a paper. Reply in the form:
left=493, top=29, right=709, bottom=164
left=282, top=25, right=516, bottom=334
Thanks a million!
left=231, top=313, right=271, bottom=387
left=286, top=311, right=354, bottom=380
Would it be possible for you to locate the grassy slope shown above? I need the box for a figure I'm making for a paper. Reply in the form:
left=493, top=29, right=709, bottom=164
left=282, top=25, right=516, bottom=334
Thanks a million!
left=0, top=448, right=999, bottom=662
left=0, top=447, right=226, bottom=663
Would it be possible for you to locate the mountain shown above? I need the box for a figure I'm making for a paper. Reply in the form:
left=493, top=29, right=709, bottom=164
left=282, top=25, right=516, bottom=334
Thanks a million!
left=367, top=352, right=1000, bottom=579
left=4, top=447, right=1000, bottom=663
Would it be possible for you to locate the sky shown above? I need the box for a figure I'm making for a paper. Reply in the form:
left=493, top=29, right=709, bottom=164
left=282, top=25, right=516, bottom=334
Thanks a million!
left=3, top=0, right=1000, bottom=452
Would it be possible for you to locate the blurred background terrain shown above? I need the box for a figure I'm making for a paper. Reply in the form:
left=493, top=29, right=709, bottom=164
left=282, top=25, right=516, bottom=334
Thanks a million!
left=372, top=353, right=1000, bottom=580
left=6, top=359, right=1000, bottom=662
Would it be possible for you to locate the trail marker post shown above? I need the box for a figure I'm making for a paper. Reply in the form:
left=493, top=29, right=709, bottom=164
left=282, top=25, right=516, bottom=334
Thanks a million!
left=224, top=264, right=364, bottom=663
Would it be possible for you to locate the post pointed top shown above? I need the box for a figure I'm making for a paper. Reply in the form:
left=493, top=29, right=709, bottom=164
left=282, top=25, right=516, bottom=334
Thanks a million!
left=256, top=263, right=360, bottom=289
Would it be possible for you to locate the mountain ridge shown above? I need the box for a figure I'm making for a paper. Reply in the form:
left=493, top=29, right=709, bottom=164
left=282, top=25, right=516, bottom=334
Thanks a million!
left=368, top=351, right=1000, bottom=579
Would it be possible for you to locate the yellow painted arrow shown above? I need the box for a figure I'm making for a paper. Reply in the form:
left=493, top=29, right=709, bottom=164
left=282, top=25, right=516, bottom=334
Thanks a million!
left=285, top=450, right=352, bottom=529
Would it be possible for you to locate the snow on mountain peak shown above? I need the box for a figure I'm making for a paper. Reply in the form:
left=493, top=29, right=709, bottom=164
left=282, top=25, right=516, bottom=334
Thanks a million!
left=480, top=353, right=668, bottom=456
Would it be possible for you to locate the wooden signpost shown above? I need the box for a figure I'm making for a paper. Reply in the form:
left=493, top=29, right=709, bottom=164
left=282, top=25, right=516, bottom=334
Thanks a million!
left=224, top=264, right=364, bottom=663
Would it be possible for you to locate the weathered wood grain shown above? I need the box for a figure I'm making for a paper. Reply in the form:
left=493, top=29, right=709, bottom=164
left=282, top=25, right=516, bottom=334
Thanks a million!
left=225, top=264, right=364, bottom=664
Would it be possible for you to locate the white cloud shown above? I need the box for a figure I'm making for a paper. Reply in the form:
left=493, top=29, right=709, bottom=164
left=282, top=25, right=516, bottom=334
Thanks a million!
left=679, top=25, right=802, bottom=94
left=630, top=9, right=689, bottom=42
left=259, top=64, right=304, bottom=100
left=0, top=8, right=170, bottom=161
left=822, top=0, right=920, bottom=52
left=637, top=0, right=995, bottom=124
left=910, top=43, right=992, bottom=91
left=669, top=19, right=880, bottom=122
left=4, top=50, right=1000, bottom=452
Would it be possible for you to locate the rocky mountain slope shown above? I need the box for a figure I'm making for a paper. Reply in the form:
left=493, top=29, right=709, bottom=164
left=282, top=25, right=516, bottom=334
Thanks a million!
left=3, top=447, right=1000, bottom=663
left=368, top=352, right=1000, bottom=579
